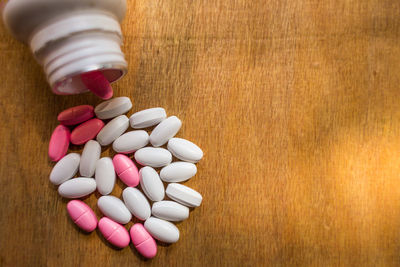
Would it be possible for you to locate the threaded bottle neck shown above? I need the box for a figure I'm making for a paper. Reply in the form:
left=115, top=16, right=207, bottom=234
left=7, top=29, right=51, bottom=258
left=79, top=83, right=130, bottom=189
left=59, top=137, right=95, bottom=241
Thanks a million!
left=29, top=11, right=127, bottom=95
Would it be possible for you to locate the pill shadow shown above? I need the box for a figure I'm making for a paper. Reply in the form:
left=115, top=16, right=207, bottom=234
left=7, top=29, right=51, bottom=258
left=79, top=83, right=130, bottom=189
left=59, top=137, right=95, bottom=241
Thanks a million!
left=128, top=243, right=149, bottom=261
left=131, top=216, right=143, bottom=225
left=46, top=181, right=80, bottom=205
left=68, top=144, right=84, bottom=153
left=105, top=146, right=118, bottom=158
left=47, top=182, right=59, bottom=195
left=99, top=143, right=113, bottom=154
left=156, top=240, right=172, bottom=248
left=93, top=191, right=103, bottom=200
left=115, top=178, right=127, bottom=193
left=55, top=191, right=92, bottom=206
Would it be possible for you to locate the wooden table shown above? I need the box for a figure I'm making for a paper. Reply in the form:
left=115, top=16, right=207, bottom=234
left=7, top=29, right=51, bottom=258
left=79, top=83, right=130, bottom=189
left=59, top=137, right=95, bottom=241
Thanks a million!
left=1, top=1, right=400, bottom=266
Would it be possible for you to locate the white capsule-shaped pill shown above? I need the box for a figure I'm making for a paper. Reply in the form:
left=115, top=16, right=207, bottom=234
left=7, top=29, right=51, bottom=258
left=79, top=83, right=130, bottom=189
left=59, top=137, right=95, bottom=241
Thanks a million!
left=167, top=138, right=203, bottom=163
left=112, top=130, right=149, bottom=154
left=152, top=201, right=189, bottom=222
left=95, top=97, right=132, bottom=120
left=144, top=217, right=180, bottom=243
left=149, top=116, right=182, bottom=147
left=58, top=178, right=97, bottom=199
left=49, top=153, right=80, bottom=185
left=160, top=162, right=197, bottom=183
left=134, top=147, right=172, bottom=167
left=122, top=187, right=151, bottom=221
left=79, top=140, right=101, bottom=177
left=97, top=195, right=132, bottom=224
left=95, top=157, right=116, bottom=195
left=96, top=115, right=129, bottom=146
left=129, top=108, right=167, bottom=129
left=166, top=183, right=202, bottom=207
left=139, top=167, right=165, bottom=201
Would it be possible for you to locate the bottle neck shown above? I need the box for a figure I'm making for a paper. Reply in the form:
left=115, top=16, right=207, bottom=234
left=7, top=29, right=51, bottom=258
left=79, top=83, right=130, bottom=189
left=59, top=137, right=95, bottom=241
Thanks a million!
left=29, top=11, right=127, bottom=95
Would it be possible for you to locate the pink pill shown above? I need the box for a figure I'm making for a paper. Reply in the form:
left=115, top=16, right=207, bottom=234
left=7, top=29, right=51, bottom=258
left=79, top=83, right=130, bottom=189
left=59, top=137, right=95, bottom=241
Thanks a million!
left=70, top=118, right=105, bottom=145
left=67, top=200, right=98, bottom=232
left=57, top=105, right=94, bottom=126
left=130, top=224, right=157, bottom=259
left=49, top=125, right=70, bottom=162
left=81, top=71, right=113, bottom=100
left=113, top=154, right=139, bottom=187
left=98, top=217, right=130, bottom=248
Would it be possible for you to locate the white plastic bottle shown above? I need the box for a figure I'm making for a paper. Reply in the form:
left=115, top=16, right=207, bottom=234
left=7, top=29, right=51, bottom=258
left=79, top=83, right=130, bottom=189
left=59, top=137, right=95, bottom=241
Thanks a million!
left=2, top=0, right=128, bottom=96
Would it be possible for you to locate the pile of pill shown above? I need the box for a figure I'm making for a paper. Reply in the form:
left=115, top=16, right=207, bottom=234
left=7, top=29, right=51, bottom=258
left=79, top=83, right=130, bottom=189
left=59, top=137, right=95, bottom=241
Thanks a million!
left=49, top=97, right=203, bottom=259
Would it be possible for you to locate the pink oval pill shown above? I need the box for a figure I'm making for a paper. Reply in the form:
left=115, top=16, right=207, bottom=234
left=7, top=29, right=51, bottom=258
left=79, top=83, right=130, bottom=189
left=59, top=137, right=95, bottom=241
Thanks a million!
left=70, top=118, right=105, bottom=145
left=67, top=200, right=98, bottom=232
left=113, top=154, right=139, bottom=187
left=130, top=224, right=157, bottom=259
left=49, top=125, right=70, bottom=162
left=98, top=217, right=130, bottom=248
left=57, top=105, right=94, bottom=126
left=81, top=71, right=113, bottom=100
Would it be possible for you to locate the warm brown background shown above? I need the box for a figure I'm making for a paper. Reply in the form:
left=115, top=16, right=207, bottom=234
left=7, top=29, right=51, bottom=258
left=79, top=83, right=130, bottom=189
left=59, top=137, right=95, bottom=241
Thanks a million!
left=1, top=0, right=400, bottom=266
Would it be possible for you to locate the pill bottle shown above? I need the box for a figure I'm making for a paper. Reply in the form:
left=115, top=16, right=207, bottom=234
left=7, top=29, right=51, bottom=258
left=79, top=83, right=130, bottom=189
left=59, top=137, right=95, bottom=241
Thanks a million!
left=2, top=0, right=127, bottom=95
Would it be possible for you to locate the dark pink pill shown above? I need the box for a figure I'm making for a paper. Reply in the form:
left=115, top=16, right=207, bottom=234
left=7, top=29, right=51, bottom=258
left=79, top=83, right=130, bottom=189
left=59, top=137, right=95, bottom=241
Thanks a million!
left=81, top=71, right=113, bottom=100
left=70, top=118, right=105, bottom=145
left=57, top=105, right=94, bottom=126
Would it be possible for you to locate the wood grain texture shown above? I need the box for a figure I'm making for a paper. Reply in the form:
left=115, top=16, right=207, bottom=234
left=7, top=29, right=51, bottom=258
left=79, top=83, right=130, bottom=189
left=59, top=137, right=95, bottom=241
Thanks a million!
left=1, top=0, right=400, bottom=266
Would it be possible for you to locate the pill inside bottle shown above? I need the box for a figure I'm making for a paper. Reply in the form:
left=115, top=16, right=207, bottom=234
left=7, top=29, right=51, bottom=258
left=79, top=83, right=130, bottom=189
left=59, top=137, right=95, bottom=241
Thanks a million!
left=81, top=71, right=113, bottom=100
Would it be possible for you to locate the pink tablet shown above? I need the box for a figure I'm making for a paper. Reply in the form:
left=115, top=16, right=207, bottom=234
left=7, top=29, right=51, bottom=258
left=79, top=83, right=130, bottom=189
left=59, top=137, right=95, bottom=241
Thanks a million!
left=130, top=224, right=157, bottom=259
left=98, top=217, right=130, bottom=248
left=67, top=200, right=97, bottom=232
left=113, top=154, right=139, bottom=187
left=49, top=125, right=70, bottom=162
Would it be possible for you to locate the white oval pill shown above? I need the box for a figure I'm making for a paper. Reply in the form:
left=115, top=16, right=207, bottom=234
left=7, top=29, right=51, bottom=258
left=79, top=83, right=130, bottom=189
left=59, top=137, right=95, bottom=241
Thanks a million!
left=166, top=183, right=202, bottom=207
left=149, top=116, right=182, bottom=147
left=144, top=217, right=180, bottom=243
left=94, top=97, right=132, bottom=119
left=139, top=167, right=165, bottom=201
left=49, top=153, right=80, bottom=185
left=129, top=108, right=167, bottom=129
left=95, top=157, right=116, bottom=195
left=152, top=201, right=189, bottom=222
left=112, top=130, right=149, bottom=154
left=134, top=147, right=172, bottom=167
left=97, top=195, right=132, bottom=224
left=122, top=187, right=151, bottom=221
left=58, top=178, right=96, bottom=199
left=79, top=140, right=101, bottom=177
left=160, top=162, right=197, bottom=183
left=167, top=138, right=203, bottom=163
left=96, top=115, right=129, bottom=146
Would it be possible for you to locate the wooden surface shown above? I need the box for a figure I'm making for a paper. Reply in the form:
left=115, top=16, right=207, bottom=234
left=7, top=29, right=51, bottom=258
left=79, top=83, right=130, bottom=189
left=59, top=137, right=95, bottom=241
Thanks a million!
left=1, top=1, right=400, bottom=266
